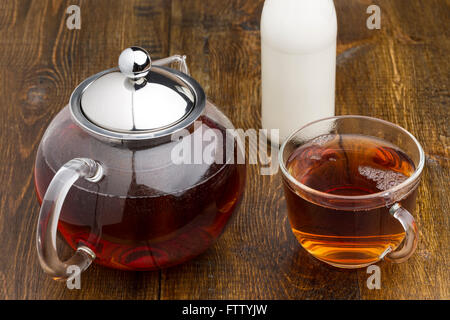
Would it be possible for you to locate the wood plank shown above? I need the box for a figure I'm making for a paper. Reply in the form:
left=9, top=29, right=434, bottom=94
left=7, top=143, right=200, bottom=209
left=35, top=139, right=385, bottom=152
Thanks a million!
left=351, top=0, right=450, bottom=299
left=0, top=0, right=448, bottom=300
left=0, top=0, right=171, bottom=299
left=160, top=0, right=449, bottom=299
left=160, top=0, right=357, bottom=300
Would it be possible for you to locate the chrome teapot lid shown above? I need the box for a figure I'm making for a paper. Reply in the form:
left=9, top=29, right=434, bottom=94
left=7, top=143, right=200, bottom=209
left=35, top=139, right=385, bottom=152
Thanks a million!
left=70, top=46, right=205, bottom=140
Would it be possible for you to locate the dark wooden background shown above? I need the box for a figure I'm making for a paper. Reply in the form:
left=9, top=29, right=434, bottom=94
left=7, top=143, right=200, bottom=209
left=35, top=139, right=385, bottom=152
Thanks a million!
left=0, top=0, right=448, bottom=299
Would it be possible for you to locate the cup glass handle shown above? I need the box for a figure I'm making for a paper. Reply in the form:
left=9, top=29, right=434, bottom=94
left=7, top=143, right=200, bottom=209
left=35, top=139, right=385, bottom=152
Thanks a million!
left=36, top=158, right=103, bottom=280
left=385, top=203, right=419, bottom=263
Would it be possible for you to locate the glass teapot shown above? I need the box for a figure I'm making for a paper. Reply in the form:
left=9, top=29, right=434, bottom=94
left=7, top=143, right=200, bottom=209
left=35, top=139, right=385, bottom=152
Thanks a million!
left=34, top=47, right=246, bottom=280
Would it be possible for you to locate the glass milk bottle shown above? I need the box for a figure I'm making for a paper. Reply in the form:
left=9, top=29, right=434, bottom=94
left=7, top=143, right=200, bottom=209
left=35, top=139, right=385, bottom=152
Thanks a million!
left=261, top=0, right=337, bottom=142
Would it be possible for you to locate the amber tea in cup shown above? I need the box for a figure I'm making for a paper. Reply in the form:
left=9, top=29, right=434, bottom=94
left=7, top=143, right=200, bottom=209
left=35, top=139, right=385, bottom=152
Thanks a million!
left=280, top=116, right=424, bottom=268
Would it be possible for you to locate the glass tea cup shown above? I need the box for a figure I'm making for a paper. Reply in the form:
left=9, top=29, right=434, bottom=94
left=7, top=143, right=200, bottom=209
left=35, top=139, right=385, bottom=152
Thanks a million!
left=279, top=116, right=424, bottom=268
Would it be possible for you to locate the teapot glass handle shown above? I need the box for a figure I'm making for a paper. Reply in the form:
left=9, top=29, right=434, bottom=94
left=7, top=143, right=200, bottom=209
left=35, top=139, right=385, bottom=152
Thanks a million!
left=383, top=203, right=419, bottom=263
left=36, top=158, right=103, bottom=280
left=152, top=55, right=190, bottom=75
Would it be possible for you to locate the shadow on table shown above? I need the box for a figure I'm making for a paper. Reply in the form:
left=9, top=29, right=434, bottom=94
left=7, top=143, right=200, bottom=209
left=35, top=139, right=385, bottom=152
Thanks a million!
left=278, top=242, right=361, bottom=299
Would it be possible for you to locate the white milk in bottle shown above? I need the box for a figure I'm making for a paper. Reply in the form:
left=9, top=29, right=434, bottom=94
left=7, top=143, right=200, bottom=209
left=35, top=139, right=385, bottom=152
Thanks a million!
left=261, top=0, right=337, bottom=142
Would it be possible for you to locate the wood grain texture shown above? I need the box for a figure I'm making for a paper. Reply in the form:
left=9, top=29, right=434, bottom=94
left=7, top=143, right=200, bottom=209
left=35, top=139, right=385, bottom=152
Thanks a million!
left=0, top=0, right=171, bottom=300
left=0, top=0, right=448, bottom=300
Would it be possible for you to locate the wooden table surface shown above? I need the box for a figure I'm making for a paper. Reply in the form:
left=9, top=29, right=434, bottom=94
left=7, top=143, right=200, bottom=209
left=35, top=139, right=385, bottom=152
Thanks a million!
left=0, top=0, right=448, bottom=300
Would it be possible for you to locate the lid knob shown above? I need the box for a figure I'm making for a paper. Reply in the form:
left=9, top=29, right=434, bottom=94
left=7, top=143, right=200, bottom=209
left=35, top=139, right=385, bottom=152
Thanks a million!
left=118, top=46, right=152, bottom=80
